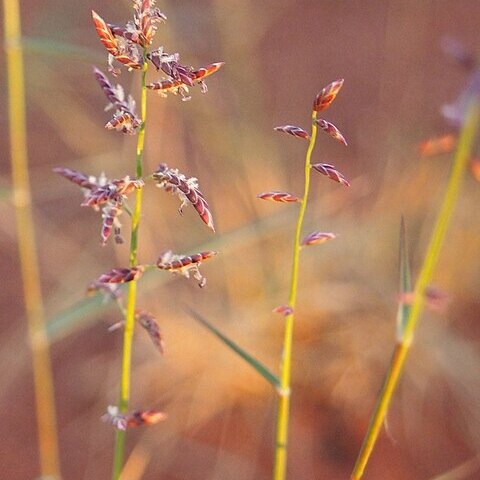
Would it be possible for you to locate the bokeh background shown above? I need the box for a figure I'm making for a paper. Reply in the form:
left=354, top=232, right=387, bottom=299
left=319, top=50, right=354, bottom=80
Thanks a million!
left=1, top=1, right=480, bottom=479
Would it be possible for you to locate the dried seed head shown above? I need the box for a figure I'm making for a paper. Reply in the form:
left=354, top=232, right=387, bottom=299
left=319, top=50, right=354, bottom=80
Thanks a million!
left=313, top=79, right=344, bottom=112
left=125, top=410, right=167, bottom=428
left=92, top=10, right=120, bottom=58
left=156, top=250, right=217, bottom=288
left=147, top=62, right=224, bottom=99
left=105, top=111, right=141, bottom=135
left=82, top=176, right=144, bottom=208
left=101, top=204, right=123, bottom=246
left=96, top=266, right=144, bottom=284
left=92, top=10, right=143, bottom=71
left=132, top=0, right=167, bottom=46
left=272, top=305, right=294, bottom=316
left=301, top=231, right=337, bottom=246
left=53, top=167, right=96, bottom=190
left=311, top=163, right=350, bottom=186
left=418, top=134, right=456, bottom=157
left=315, top=119, right=348, bottom=146
left=136, top=310, right=164, bottom=354
left=274, top=125, right=310, bottom=140
left=153, top=164, right=215, bottom=232
left=257, top=191, right=301, bottom=203
left=102, top=406, right=166, bottom=430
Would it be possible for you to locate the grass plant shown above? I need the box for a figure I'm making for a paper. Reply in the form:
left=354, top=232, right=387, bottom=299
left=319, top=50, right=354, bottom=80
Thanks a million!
left=53, top=2, right=223, bottom=478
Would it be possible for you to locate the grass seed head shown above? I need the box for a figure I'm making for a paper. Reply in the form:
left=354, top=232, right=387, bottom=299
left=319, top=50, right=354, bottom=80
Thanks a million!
left=311, top=163, right=350, bottom=186
left=315, top=119, right=348, bottom=146
left=274, top=125, right=310, bottom=140
left=257, top=191, right=301, bottom=203
left=313, top=79, right=344, bottom=112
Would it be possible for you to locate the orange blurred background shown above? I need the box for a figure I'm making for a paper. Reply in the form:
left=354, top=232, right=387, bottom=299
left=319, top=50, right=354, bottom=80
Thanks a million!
left=1, top=1, right=480, bottom=479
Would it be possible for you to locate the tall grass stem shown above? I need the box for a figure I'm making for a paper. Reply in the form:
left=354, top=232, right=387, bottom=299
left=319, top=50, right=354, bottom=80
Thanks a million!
left=273, top=111, right=318, bottom=480
left=3, top=0, right=61, bottom=478
left=112, top=53, right=148, bottom=480
left=351, top=100, right=480, bottom=480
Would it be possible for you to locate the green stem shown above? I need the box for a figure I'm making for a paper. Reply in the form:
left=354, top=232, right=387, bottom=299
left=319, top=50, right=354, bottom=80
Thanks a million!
left=273, top=111, right=318, bottom=480
left=112, top=54, right=148, bottom=480
left=3, top=0, right=61, bottom=478
left=351, top=100, right=480, bottom=480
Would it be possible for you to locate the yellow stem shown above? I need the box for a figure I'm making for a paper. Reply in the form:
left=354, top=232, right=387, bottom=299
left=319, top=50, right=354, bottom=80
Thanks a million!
left=351, top=101, right=480, bottom=480
left=3, top=0, right=61, bottom=478
left=112, top=56, right=148, bottom=480
left=273, top=112, right=318, bottom=480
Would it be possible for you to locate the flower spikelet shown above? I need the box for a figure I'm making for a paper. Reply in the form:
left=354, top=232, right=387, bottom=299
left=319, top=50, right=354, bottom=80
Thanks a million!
left=92, top=10, right=143, bottom=71
left=313, top=79, right=344, bottom=112
left=96, top=266, right=144, bottom=284
left=101, top=204, right=123, bottom=246
left=126, top=410, right=167, bottom=428
left=82, top=177, right=144, bottom=208
left=105, top=111, right=141, bottom=134
left=311, top=163, right=350, bottom=186
left=94, top=68, right=141, bottom=134
left=147, top=62, right=224, bottom=99
left=274, top=125, right=310, bottom=140
left=92, top=10, right=120, bottom=57
left=153, top=164, right=215, bottom=232
left=156, top=250, right=217, bottom=288
left=272, top=305, right=294, bottom=316
left=301, top=231, right=336, bottom=246
left=53, top=167, right=97, bottom=190
left=315, top=119, right=348, bottom=146
left=136, top=310, right=164, bottom=354
left=257, top=191, right=301, bottom=203
left=102, top=406, right=166, bottom=430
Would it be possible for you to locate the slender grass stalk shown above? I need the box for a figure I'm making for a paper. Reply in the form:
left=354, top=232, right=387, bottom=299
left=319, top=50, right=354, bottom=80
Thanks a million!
left=3, top=0, right=61, bottom=478
left=112, top=53, right=148, bottom=480
left=273, top=111, right=318, bottom=480
left=351, top=100, right=480, bottom=480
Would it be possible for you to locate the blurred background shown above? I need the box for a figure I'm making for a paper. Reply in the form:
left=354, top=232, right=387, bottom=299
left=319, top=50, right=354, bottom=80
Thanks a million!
left=1, top=0, right=480, bottom=479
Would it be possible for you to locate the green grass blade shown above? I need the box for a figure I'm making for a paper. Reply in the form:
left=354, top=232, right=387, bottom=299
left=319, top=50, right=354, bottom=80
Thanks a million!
left=185, top=307, right=281, bottom=389
left=46, top=294, right=109, bottom=341
left=396, top=216, right=412, bottom=341
left=21, top=36, right=103, bottom=62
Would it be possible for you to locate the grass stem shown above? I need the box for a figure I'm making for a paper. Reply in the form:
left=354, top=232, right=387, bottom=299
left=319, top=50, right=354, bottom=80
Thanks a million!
left=3, top=0, right=61, bottom=478
left=273, top=111, right=318, bottom=480
left=351, top=100, right=480, bottom=480
left=112, top=54, right=148, bottom=480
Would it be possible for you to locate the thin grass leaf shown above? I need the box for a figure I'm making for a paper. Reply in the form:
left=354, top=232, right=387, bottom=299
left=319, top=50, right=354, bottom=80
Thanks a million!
left=21, top=36, right=104, bottom=62
left=185, top=307, right=281, bottom=389
left=396, top=216, right=412, bottom=341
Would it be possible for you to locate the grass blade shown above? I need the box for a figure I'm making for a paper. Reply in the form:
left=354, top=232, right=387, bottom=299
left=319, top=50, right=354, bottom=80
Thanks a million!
left=21, top=36, right=103, bottom=62
left=185, top=307, right=281, bottom=389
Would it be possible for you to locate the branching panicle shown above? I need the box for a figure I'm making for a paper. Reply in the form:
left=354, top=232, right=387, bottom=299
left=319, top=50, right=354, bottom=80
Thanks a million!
left=57, top=3, right=223, bottom=478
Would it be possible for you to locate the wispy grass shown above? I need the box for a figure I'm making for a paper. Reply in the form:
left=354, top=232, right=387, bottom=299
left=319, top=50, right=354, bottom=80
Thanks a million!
left=351, top=100, right=480, bottom=480
left=3, top=0, right=61, bottom=478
